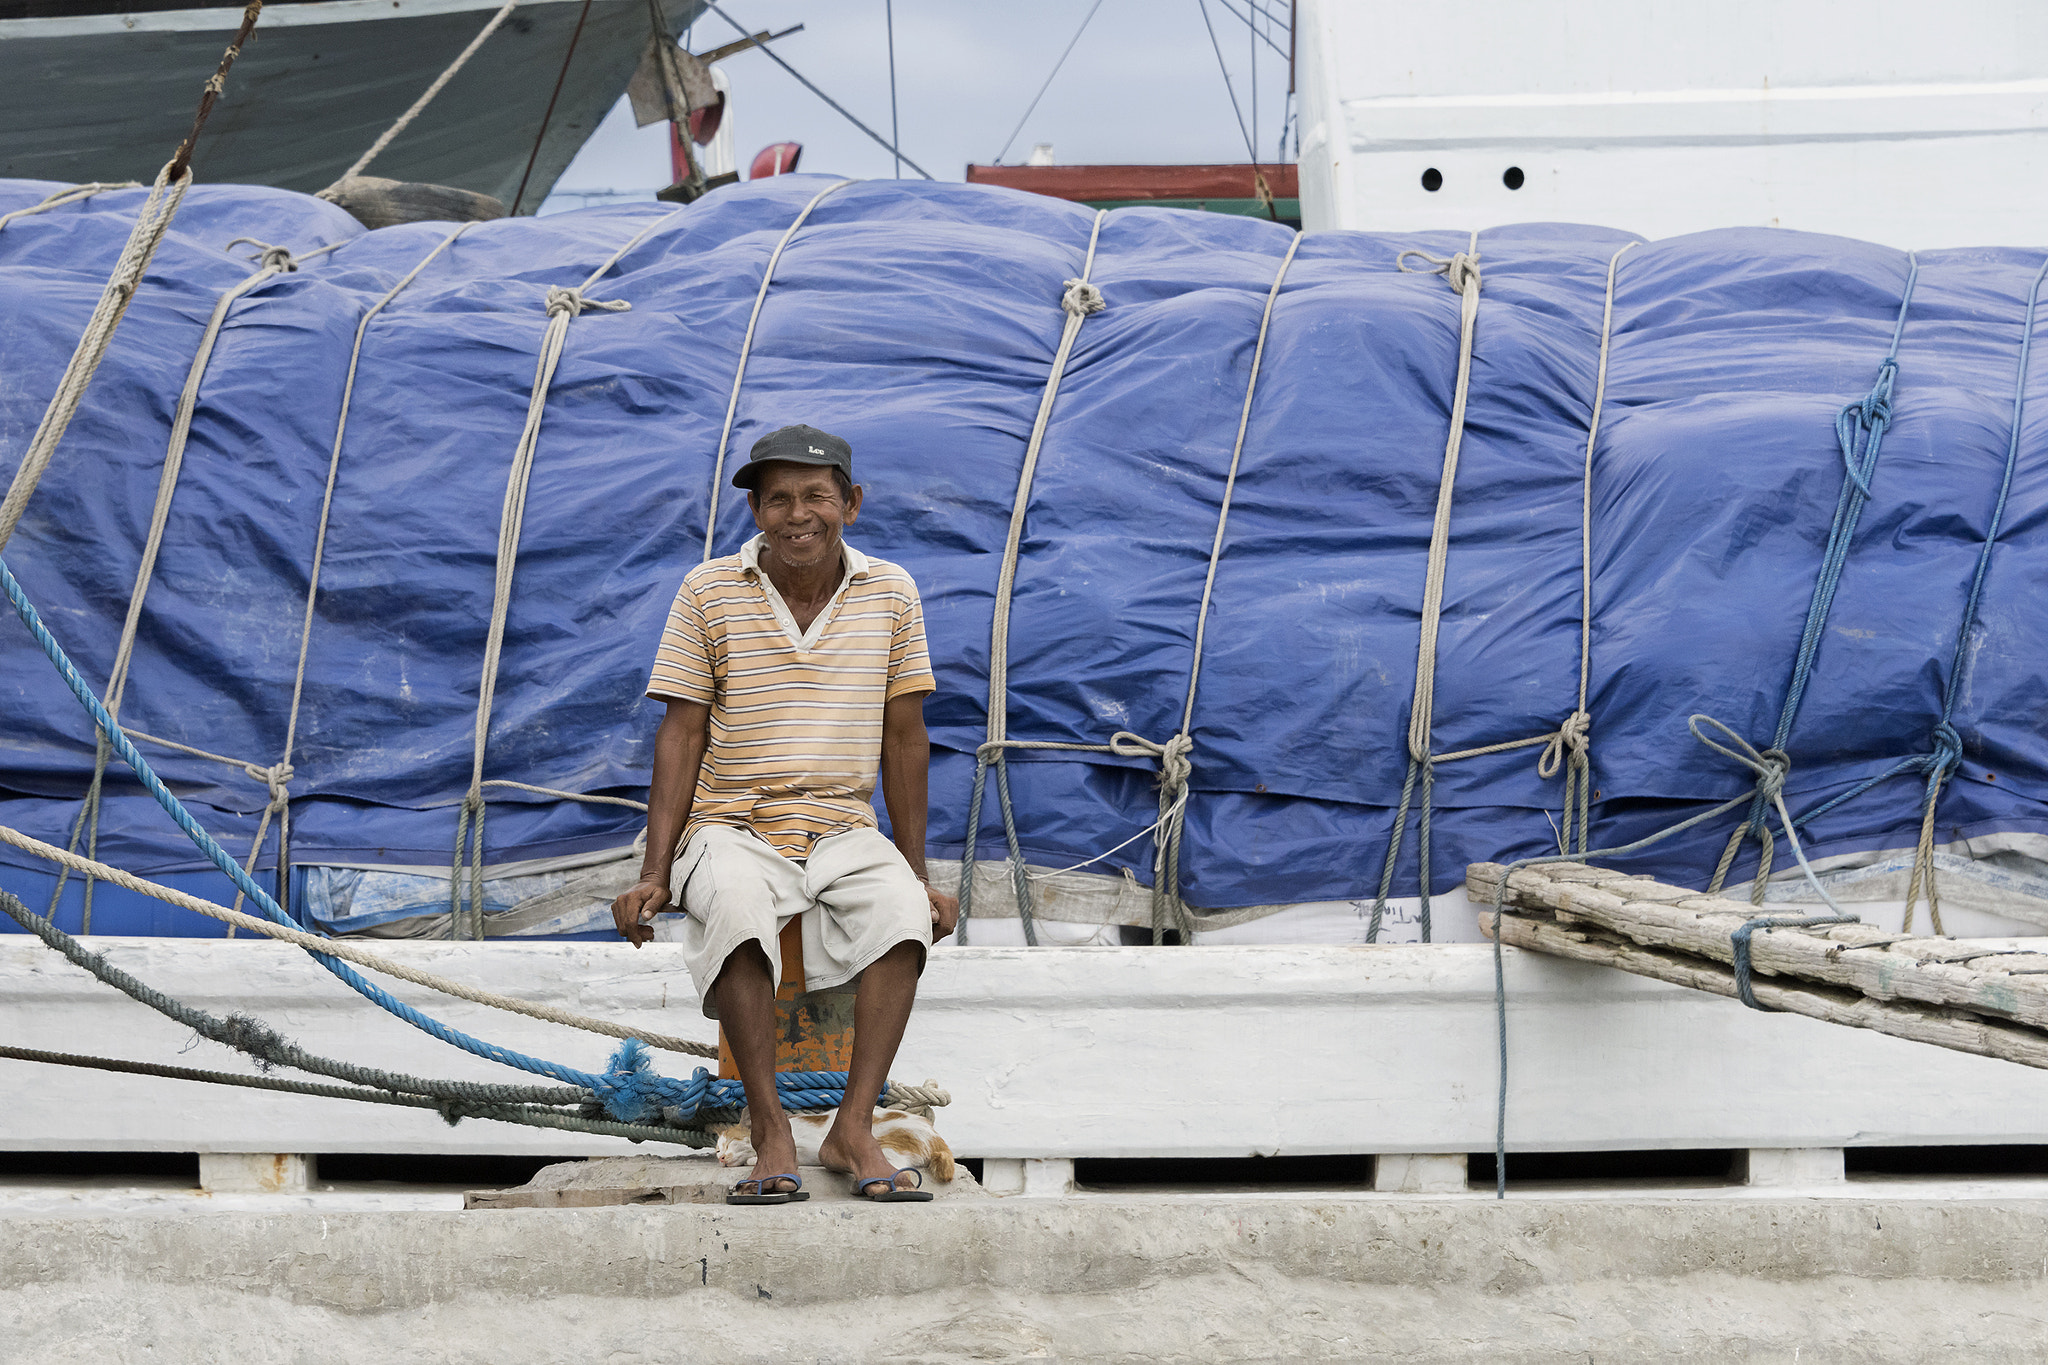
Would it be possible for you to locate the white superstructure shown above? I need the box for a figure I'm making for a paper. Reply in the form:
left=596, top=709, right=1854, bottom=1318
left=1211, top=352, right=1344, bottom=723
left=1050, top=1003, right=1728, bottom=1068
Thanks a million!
left=1293, top=0, right=2048, bottom=247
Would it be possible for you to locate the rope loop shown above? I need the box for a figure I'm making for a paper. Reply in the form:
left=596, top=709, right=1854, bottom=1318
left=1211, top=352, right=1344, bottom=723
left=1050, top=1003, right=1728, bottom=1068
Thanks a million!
left=1686, top=714, right=1791, bottom=804
left=544, top=285, right=631, bottom=320
left=226, top=237, right=298, bottom=273
left=1397, top=248, right=1481, bottom=295
left=1061, top=277, right=1106, bottom=317
left=1536, top=710, right=1591, bottom=780
left=1108, top=730, right=1194, bottom=795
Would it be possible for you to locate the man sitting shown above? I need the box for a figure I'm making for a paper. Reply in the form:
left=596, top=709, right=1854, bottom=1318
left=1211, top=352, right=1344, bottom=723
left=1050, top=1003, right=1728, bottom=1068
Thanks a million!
left=611, top=423, right=960, bottom=1202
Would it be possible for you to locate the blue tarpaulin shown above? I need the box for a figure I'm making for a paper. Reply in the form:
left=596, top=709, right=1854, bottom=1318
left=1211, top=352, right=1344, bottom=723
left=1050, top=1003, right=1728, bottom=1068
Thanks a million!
left=2, top=174, right=2045, bottom=936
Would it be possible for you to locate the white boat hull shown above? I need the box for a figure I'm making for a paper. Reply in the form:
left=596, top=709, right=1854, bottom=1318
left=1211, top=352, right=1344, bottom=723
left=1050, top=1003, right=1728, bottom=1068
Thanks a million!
left=8, top=937, right=2048, bottom=1164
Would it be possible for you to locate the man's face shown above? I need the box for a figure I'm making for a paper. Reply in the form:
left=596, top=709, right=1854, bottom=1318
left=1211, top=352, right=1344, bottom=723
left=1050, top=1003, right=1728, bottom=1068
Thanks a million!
left=749, top=461, right=861, bottom=572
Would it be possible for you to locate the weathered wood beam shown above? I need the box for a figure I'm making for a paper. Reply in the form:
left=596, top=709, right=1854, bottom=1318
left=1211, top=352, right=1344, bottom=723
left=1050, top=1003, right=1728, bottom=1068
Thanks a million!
left=1468, top=861, right=2048, bottom=1031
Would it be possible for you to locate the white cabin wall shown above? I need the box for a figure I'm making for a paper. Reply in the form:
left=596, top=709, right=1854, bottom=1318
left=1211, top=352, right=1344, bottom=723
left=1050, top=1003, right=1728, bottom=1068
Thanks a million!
left=1293, top=0, right=1351, bottom=234
left=1295, top=0, right=2048, bottom=247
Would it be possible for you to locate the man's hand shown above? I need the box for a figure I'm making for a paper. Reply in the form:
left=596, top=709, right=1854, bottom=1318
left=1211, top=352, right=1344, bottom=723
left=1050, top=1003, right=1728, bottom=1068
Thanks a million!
left=925, top=883, right=960, bottom=941
left=612, top=878, right=671, bottom=948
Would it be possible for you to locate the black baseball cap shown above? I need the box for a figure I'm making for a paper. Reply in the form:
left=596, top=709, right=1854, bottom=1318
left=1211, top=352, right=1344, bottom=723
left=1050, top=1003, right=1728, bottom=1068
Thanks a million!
left=732, top=423, right=853, bottom=489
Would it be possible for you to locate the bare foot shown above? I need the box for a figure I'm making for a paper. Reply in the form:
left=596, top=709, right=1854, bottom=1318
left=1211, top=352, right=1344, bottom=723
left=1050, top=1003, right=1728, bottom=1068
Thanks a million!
left=819, top=1122, right=916, bottom=1196
left=743, top=1112, right=802, bottom=1195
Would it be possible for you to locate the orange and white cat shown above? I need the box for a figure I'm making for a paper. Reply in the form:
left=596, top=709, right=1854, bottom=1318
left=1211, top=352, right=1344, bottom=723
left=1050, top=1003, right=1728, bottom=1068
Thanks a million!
left=712, top=1107, right=955, bottom=1182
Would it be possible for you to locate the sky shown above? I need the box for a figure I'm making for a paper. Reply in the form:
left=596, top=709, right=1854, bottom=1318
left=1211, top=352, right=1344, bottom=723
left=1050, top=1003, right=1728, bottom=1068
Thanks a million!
left=540, top=0, right=1295, bottom=212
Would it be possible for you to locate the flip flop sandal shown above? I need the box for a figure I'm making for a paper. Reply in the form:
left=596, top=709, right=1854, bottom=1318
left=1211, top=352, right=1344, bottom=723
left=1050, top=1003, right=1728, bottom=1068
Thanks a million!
left=855, top=1167, right=934, bottom=1203
left=726, top=1173, right=810, bottom=1205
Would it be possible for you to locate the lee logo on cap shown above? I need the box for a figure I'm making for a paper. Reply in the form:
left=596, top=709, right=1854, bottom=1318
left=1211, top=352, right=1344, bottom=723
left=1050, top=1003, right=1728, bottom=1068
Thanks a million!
left=808, top=445, right=826, bottom=455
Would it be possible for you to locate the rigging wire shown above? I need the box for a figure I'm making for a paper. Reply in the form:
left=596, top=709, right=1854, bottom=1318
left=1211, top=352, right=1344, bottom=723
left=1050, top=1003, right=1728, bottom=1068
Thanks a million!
left=1196, top=0, right=1260, bottom=169
left=1196, top=0, right=1277, bottom=221
left=704, top=1, right=933, bottom=178
left=1248, top=0, right=1257, bottom=166
left=1211, top=0, right=1289, bottom=59
left=510, top=0, right=596, bottom=214
left=886, top=0, right=901, bottom=178
left=992, top=0, right=1107, bottom=165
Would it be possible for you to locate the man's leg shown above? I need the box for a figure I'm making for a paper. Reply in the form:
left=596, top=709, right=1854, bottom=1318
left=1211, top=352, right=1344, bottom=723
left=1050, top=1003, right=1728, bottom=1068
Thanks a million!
left=678, top=826, right=808, bottom=1196
left=817, top=940, right=923, bottom=1192
left=713, top=942, right=801, bottom=1193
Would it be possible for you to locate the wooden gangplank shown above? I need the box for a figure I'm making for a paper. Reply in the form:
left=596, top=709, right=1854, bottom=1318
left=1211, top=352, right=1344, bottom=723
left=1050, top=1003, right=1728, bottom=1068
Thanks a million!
left=1469, top=861, right=2048, bottom=1069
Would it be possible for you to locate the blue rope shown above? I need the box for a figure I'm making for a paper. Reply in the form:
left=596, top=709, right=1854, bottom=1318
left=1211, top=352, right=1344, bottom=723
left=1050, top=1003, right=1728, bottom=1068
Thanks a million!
left=1795, top=254, right=2048, bottom=856
left=0, top=554, right=848, bottom=1124
left=1713, top=256, right=1919, bottom=891
left=1729, top=914, right=1859, bottom=1012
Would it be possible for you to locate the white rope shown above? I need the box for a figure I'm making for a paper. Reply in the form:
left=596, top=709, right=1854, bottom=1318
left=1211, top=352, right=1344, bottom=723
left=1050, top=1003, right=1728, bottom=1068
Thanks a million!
left=481, top=779, right=648, bottom=811
left=0, top=161, right=191, bottom=556
left=985, top=212, right=1108, bottom=749
left=1131, top=240, right=1301, bottom=938
left=457, top=208, right=689, bottom=936
left=1413, top=243, right=1636, bottom=839
left=0, top=182, right=141, bottom=234
left=1367, top=235, right=1638, bottom=936
left=320, top=0, right=522, bottom=193
left=701, top=178, right=858, bottom=558
left=967, top=233, right=1301, bottom=943
left=1180, top=236, right=1301, bottom=736
left=1364, top=234, right=1485, bottom=942
left=198, top=223, right=479, bottom=934
left=1021, top=793, right=1188, bottom=882
left=955, top=214, right=1107, bottom=946
left=285, top=222, right=478, bottom=790
left=1395, top=234, right=1482, bottom=766
left=0, top=822, right=718, bottom=1058
left=57, top=236, right=343, bottom=929
left=1551, top=240, right=1640, bottom=852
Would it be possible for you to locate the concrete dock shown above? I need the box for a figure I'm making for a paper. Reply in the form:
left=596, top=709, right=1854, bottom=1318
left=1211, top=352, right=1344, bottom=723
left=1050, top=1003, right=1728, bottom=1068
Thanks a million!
left=7, top=1169, right=2048, bottom=1362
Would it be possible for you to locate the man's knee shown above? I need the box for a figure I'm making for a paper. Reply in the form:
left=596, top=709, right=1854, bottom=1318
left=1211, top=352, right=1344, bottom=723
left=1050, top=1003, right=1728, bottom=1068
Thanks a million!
left=713, top=939, right=776, bottom=993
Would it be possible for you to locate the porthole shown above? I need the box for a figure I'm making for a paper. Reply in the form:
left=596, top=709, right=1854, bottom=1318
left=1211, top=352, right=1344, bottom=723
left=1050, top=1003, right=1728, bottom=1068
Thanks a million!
left=1503, top=166, right=1525, bottom=190
left=1420, top=167, right=1443, bottom=192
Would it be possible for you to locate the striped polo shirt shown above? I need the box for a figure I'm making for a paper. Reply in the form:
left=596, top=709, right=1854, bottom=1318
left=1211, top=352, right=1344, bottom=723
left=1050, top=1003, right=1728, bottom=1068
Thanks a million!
left=646, top=533, right=935, bottom=859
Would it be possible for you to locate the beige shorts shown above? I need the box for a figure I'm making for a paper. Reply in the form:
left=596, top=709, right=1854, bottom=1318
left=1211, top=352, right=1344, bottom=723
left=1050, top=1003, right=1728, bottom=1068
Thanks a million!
left=666, top=822, right=931, bottom=1019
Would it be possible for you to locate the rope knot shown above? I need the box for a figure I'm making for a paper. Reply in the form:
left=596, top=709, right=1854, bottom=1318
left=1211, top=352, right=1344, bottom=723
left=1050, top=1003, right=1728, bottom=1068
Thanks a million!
left=1109, top=730, right=1194, bottom=796
left=1688, top=714, right=1792, bottom=805
left=1397, top=248, right=1481, bottom=295
left=1061, top=278, right=1105, bottom=317
left=227, top=238, right=298, bottom=273
left=544, top=286, right=632, bottom=320
left=592, top=1037, right=711, bottom=1124
left=244, top=760, right=294, bottom=807
left=1536, top=710, right=1591, bottom=779
left=1928, top=721, right=1964, bottom=776
left=1755, top=747, right=1792, bottom=803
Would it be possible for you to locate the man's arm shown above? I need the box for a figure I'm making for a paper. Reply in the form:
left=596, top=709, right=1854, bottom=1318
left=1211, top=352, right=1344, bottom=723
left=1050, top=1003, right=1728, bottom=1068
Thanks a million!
left=611, top=698, right=712, bottom=947
left=881, top=690, right=959, bottom=939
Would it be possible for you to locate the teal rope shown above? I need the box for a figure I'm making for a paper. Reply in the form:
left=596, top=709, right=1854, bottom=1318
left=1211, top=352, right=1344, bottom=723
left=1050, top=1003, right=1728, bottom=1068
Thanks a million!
left=1798, top=254, right=2048, bottom=850
left=1729, top=914, right=1858, bottom=1012
left=1711, top=255, right=1919, bottom=898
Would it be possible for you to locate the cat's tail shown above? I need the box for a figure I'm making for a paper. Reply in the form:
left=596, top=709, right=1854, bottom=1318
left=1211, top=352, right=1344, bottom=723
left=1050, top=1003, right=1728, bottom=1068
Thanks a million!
left=928, top=1131, right=956, bottom=1183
